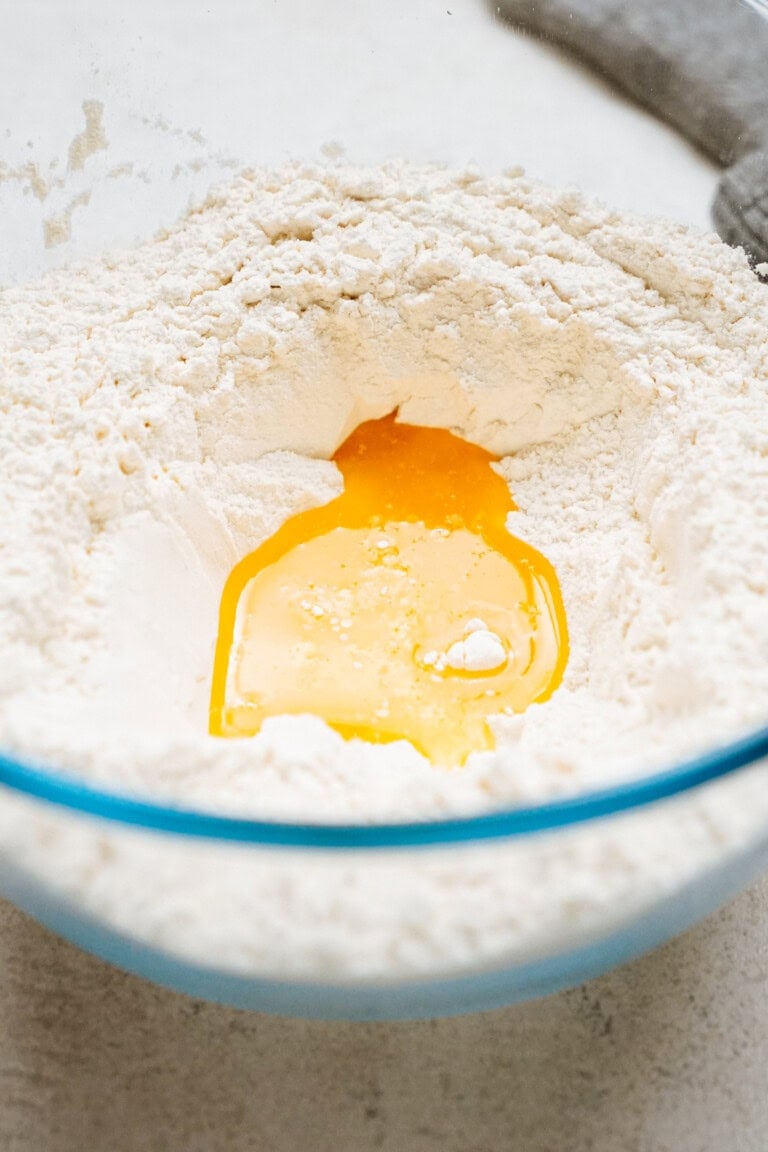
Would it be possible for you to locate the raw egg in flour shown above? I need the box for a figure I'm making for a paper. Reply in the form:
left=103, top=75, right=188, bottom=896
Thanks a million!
left=209, top=413, right=568, bottom=766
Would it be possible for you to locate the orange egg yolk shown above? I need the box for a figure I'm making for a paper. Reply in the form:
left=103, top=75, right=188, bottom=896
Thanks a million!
left=209, top=413, right=568, bottom=766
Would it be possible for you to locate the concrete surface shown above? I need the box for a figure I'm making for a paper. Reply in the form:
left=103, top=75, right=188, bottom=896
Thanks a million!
left=2, top=879, right=768, bottom=1152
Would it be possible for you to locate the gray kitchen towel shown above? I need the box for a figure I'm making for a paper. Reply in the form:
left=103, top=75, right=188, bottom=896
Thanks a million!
left=495, top=0, right=768, bottom=266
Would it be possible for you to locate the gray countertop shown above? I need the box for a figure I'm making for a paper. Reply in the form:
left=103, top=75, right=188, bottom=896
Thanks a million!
left=2, top=880, right=767, bottom=1152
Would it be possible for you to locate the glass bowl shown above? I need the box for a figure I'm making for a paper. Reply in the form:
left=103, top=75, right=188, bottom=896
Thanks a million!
left=1, top=0, right=767, bottom=1018
left=0, top=727, right=767, bottom=1019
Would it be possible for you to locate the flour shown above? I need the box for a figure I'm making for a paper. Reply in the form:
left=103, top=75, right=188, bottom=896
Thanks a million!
left=0, top=162, right=767, bottom=980
left=443, top=624, right=508, bottom=673
left=66, top=99, right=108, bottom=173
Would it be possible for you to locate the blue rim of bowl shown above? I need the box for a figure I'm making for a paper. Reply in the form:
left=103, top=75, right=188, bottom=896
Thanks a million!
left=0, top=724, right=767, bottom=848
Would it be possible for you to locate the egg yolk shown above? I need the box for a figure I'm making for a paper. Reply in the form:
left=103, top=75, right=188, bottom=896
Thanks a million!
left=209, top=412, right=568, bottom=766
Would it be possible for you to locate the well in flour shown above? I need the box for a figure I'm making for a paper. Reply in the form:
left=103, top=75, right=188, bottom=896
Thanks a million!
left=209, top=412, right=567, bottom=766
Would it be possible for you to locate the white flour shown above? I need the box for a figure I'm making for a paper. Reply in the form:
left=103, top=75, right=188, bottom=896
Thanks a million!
left=0, top=163, right=767, bottom=979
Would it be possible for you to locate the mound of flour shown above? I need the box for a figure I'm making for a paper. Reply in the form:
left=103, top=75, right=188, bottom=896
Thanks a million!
left=0, top=162, right=767, bottom=821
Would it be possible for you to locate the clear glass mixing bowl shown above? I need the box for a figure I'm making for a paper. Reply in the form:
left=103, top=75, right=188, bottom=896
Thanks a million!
left=0, top=0, right=766, bottom=1018
left=1, top=730, right=768, bottom=1018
